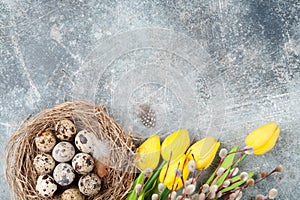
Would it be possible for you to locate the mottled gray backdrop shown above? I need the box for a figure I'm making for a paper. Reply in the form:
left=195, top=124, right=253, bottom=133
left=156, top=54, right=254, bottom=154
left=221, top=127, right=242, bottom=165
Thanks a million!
left=0, top=0, right=299, bottom=199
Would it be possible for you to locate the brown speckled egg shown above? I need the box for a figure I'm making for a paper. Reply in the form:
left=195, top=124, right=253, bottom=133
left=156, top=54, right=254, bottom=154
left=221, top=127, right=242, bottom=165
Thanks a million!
left=36, top=174, right=57, bottom=197
left=75, top=129, right=96, bottom=153
left=52, top=141, right=75, bottom=162
left=72, top=153, right=95, bottom=175
left=53, top=163, right=75, bottom=186
left=61, top=188, right=85, bottom=200
left=55, top=119, right=76, bottom=141
left=33, top=153, right=55, bottom=175
left=35, top=131, right=56, bottom=152
left=78, top=173, right=101, bottom=196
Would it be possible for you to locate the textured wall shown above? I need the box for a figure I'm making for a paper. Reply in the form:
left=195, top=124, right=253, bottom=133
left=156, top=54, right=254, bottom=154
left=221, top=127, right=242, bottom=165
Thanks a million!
left=0, top=0, right=299, bottom=199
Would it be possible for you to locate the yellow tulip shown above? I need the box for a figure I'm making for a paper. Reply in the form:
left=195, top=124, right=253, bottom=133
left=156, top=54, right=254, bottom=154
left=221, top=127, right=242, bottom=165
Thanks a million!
left=187, top=136, right=220, bottom=170
left=161, top=129, right=190, bottom=161
left=136, top=134, right=161, bottom=170
left=159, top=154, right=189, bottom=190
left=245, top=122, right=280, bottom=155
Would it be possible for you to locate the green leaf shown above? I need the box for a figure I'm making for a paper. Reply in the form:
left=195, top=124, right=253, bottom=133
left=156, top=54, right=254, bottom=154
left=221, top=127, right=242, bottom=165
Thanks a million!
left=126, top=173, right=145, bottom=200
left=206, top=146, right=239, bottom=186
left=144, top=179, right=158, bottom=200
left=143, top=161, right=166, bottom=193
left=159, top=188, right=170, bottom=200
left=221, top=171, right=255, bottom=193
left=232, top=153, right=248, bottom=169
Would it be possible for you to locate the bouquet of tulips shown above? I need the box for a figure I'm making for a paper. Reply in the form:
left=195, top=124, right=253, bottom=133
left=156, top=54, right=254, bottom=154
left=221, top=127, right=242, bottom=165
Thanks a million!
left=126, top=122, right=282, bottom=200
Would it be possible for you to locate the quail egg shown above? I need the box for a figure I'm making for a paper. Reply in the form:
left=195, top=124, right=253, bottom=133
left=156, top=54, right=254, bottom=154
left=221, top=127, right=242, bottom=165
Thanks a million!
left=72, top=153, right=95, bottom=175
left=75, top=129, right=96, bottom=153
left=78, top=173, right=101, bottom=196
left=52, top=141, right=75, bottom=162
left=36, top=174, right=57, bottom=197
left=61, top=188, right=85, bottom=200
left=35, top=131, right=56, bottom=152
left=53, top=163, right=75, bottom=186
left=55, top=119, right=77, bottom=141
left=33, top=153, right=55, bottom=175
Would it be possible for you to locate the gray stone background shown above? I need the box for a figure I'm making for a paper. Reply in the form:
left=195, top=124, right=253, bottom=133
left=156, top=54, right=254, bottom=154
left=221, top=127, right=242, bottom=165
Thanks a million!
left=0, top=0, right=299, bottom=199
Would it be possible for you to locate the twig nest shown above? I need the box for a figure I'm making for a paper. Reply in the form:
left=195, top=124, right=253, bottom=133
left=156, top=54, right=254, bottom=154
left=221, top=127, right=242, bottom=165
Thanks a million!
left=6, top=101, right=136, bottom=200
left=52, top=141, right=75, bottom=162
left=33, top=153, right=55, bottom=175
left=36, top=175, right=57, bottom=197
left=72, top=153, right=94, bottom=175
left=35, top=131, right=56, bottom=152
left=55, top=119, right=77, bottom=141
left=79, top=173, right=102, bottom=196
left=61, top=188, right=85, bottom=200
left=53, top=163, right=75, bottom=186
left=75, top=129, right=96, bottom=153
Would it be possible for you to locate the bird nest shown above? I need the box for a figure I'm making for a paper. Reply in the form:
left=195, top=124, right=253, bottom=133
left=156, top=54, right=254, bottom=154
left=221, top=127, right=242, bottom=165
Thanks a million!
left=5, top=101, right=136, bottom=200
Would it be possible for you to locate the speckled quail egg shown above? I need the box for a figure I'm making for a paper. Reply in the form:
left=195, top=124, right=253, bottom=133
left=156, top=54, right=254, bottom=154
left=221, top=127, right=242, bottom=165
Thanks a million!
left=33, top=153, right=55, bottom=175
left=36, top=174, right=57, bottom=197
left=35, top=131, right=56, bottom=152
left=52, top=141, right=75, bottom=162
left=55, top=119, right=77, bottom=141
left=61, top=188, right=85, bottom=200
left=78, top=173, right=101, bottom=196
left=72, top=153, right=95, bottom=175
left=75, top=129, right=96, bottom=153
left=53, top=163, right=75, bottom=186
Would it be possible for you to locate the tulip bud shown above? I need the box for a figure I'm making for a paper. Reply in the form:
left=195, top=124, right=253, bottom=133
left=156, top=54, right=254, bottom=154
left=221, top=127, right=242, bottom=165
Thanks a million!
left=187, top=136, right=220, bottom=170
left=161, top=129, right=190, bottom=161
left=136, top=134, right=161, bottom=170
left=245, top=122, right=280, bottom=155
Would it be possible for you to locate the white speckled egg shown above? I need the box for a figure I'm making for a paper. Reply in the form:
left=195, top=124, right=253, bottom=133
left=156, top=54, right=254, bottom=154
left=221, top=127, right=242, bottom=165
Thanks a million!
left=55, top=119, right=77, bottom=141
left=72, top=153, right=95, bottom=175
left=33, top=153, right=55, bottom=175
left=36, top=174, right=57, bottom=197
left=75, top=129, right=96, bottom=153
left=35, top=131, right=56, bottom=152
left=78, top=173, right=101, bottom=196
left=61, top=188, right=85, bottom=200
left=52, top=141, right=75, bottom=162
left=53, top=163, right=75, bottom=186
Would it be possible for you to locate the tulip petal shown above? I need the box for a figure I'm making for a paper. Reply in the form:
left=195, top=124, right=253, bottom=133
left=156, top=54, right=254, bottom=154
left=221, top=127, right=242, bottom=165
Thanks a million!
left=161, top=129, right=190, bottom=161
left=187, top=136, right=220, bottom=170
left=245, top=122, right=280, bottom=155
left=159, top=154, right=189, bottom=190
left=136, top=134, right=161, bottom=170
left=253, top=126, right=280, bottom=155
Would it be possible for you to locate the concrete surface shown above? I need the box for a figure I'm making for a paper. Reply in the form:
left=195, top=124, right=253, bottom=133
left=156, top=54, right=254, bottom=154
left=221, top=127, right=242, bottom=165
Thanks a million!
left=0, top=0, right=299, bottom=199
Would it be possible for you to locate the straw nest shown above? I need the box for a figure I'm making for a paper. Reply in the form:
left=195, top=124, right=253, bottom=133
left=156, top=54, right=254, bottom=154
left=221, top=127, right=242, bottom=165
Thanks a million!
left=5, top=101, right=136, bottom=200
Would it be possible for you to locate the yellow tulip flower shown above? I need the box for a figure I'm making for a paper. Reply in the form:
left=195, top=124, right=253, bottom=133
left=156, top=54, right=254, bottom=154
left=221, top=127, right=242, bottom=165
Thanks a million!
left=161, top=129, right=190, bottom=161
left=136, top=134, right=161, bottom=170
left=187, top=136, right=220, bottom=170
left=245, top=122, right=280, bottom=155
left=159, top=154, right=189, bottom=190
